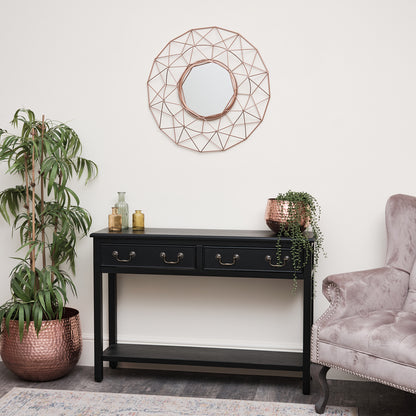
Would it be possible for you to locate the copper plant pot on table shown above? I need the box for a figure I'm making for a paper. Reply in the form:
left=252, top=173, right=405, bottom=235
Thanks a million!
left=265, top=198, right=310, bottom=233
left=0, top=307, right=82, bottom=381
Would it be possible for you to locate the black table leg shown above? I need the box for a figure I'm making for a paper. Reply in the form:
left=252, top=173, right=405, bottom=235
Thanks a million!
left=108, top=273, right=118, bottom=369
left=94, top=267, right=103, bottom=382
left=302, top=259, right=313, bottom=395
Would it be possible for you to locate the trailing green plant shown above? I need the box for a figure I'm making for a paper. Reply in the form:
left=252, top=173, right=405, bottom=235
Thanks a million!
left=275, top=190, right=324, bottom=291
left=0, top=108, right=97, bottom=339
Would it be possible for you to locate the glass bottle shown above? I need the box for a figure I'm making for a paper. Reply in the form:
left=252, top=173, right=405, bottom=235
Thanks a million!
left=132, top=210, right=145, bottom=231
left=115, top=192, right=129, bottom=230
left=108, top=207, right=122, bottom=232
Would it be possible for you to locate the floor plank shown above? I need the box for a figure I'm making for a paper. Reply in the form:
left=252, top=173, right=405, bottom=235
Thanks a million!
left=0, top=363, right=415, bottom=415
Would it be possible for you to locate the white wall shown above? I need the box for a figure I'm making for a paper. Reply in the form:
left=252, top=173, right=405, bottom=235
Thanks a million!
left=1, top=0, right=415, bottom=380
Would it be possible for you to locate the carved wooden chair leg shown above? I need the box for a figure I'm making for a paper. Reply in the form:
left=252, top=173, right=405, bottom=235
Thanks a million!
left=314, top=364, right=330, bottom=414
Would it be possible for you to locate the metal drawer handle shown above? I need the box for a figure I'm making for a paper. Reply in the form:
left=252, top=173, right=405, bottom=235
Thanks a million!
left=112, top=250, right=136, bottom=263
left=265, top=255, right=289, bottom=268
left=216, top=253, right=240, bottom=266
left=160, top=252, right=184, bottom=264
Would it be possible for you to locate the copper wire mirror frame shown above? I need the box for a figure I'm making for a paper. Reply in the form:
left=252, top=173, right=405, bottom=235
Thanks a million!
left=147, top=26, right=271, bottom=153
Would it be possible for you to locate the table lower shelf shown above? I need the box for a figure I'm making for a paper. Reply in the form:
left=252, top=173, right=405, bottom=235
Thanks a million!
left=102, top=343, right=303, bottom=371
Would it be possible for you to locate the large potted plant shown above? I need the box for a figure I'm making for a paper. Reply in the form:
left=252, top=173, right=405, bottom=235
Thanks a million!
left=265, top=190, right=324, bottom=290
left=0, top=108, right=97, bottom=380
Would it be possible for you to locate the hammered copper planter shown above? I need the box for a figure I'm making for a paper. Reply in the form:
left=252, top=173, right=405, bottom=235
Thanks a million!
left=0, top=307, right=82, bottom=381
left=265, top=198, right=310, bottom=233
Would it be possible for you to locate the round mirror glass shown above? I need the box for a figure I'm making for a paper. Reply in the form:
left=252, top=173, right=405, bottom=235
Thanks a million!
left=178, top=60, right=237, bottom=120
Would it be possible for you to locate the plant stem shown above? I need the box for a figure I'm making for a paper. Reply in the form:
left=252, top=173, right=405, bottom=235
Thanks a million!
left=24, top=153, right=30, bottom=239
left=40, top=115, right=46, bottom=269
left=50, top=171, right=62, bottom=283
left=30, top=128, right=36, bottom=273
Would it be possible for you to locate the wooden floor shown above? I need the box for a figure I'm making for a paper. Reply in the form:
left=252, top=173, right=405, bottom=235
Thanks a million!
left=0, top=363, right=415, bottom=415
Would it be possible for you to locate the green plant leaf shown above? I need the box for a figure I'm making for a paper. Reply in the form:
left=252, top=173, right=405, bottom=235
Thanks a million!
left=22, top=303, right=31, bottom=330
left=47, top=163, right=58, bottom=194
left=274, top=190, right=325, bottom=292
left=18, top=304, right=25, bottom=340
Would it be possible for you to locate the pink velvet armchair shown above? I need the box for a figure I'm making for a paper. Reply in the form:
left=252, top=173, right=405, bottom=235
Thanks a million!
left=311, top=194, right=416, bottom=413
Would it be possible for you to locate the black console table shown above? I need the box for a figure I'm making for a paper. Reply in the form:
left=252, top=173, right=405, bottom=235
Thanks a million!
left=91, top=228, right=314, bottom=394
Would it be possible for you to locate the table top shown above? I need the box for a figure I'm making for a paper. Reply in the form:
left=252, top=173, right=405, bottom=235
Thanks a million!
left=91, top=227, right=314, bottom=242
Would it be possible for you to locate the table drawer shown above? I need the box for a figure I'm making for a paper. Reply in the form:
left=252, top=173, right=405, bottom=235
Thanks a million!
left=203, top=246, right=298, bottom=272
left=101, top=244, right=196, bottom=270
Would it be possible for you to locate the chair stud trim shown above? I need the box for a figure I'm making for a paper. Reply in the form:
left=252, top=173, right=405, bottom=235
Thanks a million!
left=314, top=359, right=416, bottom=394
left=312, top=282, right=341, bottom=363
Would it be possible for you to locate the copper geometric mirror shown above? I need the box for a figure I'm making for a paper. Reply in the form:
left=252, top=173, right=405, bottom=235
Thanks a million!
left=147, top=27, right=271, bottom=152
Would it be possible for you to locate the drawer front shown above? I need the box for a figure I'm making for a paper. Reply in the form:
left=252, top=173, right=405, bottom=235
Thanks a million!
left=101, top=244, right=196, bottom=270
left=203, top=246, right=298, bottom=272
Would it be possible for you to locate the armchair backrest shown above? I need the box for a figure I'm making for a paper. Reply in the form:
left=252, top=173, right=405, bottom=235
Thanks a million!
left=385, top=194, right=416, bottom=274
left=404, top=260, right=416, bottom=312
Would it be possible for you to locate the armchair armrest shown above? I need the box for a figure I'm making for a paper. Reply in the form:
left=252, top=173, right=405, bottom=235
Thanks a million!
left=322, top=266, right=409, bottom=321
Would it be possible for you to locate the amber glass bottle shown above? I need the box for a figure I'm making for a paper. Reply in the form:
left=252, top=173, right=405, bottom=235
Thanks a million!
left=132, top=210, right=144, bottom=231
left=108, top=207, right=122, bottom=232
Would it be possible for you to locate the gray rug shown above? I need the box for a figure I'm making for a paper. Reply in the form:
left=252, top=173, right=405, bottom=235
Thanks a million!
left=0, top=387, right=358, bottom=415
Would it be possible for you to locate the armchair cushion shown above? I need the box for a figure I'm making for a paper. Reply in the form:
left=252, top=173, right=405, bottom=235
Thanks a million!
left=318, top=309, right=416, bottom=368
